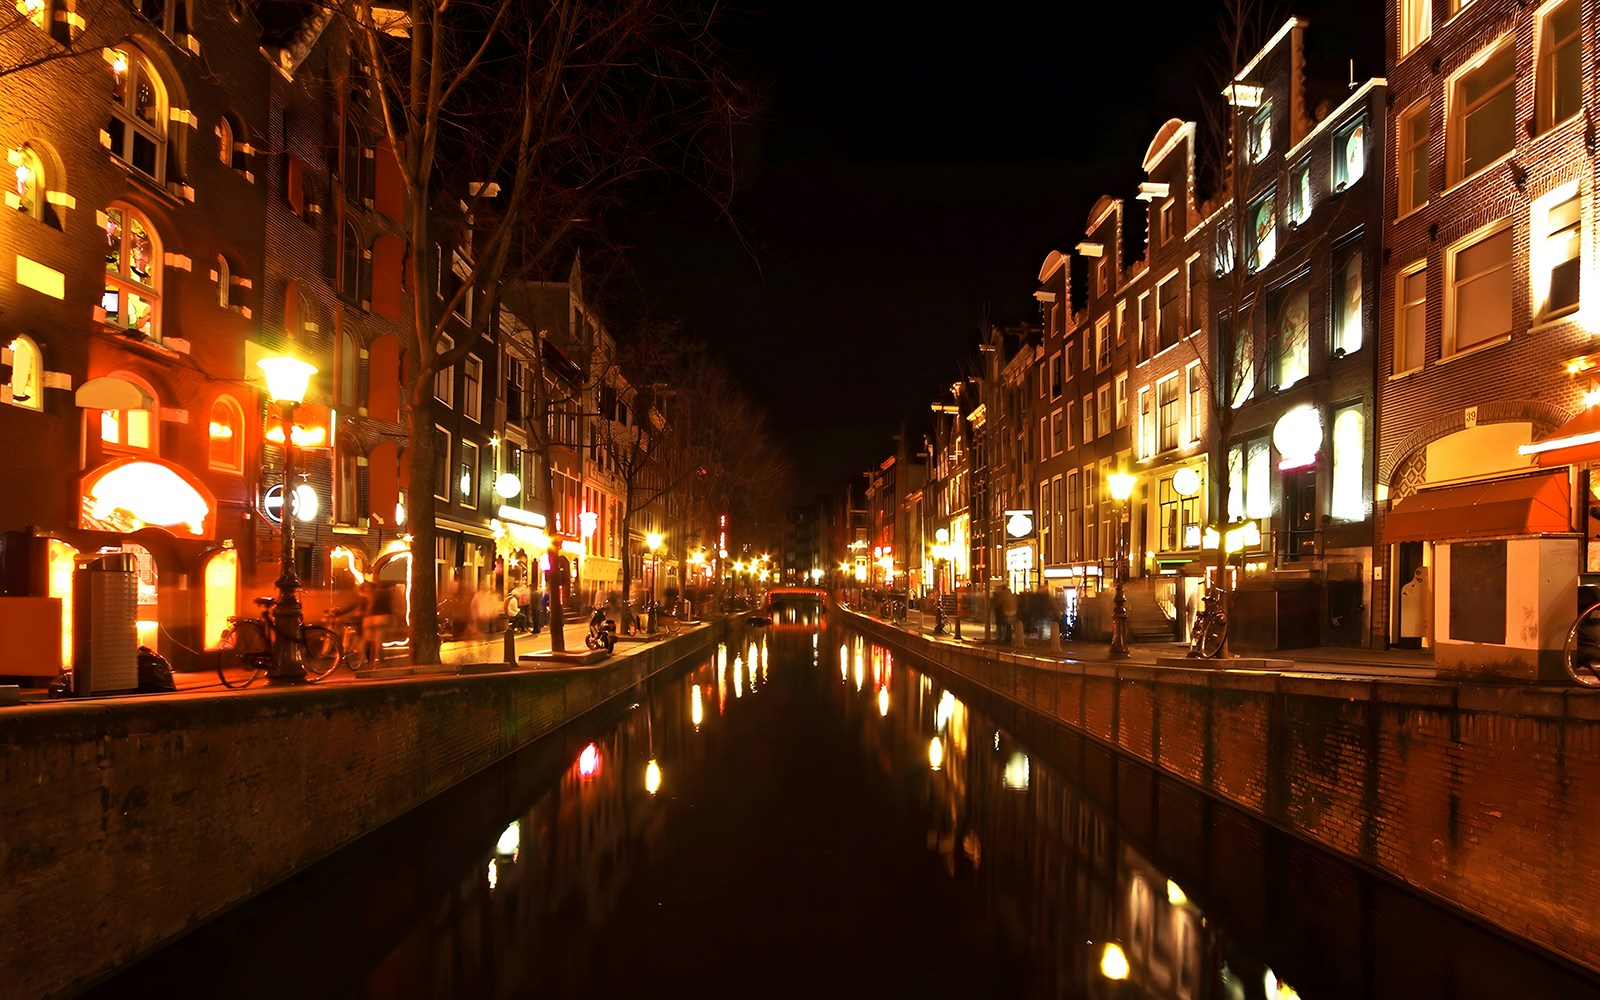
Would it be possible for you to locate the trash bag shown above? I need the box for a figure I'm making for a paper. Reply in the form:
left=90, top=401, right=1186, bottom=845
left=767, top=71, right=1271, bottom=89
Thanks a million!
left=137, top=646, right=176, bottom=693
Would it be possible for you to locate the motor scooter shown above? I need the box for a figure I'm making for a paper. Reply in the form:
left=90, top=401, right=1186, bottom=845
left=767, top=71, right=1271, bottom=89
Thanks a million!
left=585, top=606, right=617, bottom=653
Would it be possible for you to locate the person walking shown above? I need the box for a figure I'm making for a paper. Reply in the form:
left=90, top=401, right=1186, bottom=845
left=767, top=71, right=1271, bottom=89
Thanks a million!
left=997, top=584, right=1019, bottom=645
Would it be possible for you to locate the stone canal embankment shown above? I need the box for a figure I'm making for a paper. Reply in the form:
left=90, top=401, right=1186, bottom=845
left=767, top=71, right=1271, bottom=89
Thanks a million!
left=0, top=621, right=729, bottom=1000
left=848, top=608, right=1600, bottom=978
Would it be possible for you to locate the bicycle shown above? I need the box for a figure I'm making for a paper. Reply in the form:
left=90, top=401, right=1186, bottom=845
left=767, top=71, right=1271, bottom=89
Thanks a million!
left=1562, top=599, right=1600, bottom=687
left=1188, top=588, right=1227, bottom=659
left=217, top=596, right=343, bottom=688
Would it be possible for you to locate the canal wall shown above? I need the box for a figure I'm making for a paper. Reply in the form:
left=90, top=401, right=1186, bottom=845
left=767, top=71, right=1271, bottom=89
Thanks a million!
left=0, top=624, right=728, bottom=1000
left=849, top=612, right=1600, bottom=977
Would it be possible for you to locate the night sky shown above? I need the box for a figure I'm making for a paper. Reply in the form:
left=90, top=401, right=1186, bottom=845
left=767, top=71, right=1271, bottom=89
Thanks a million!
left=622, top=0, right=1383, bottom=497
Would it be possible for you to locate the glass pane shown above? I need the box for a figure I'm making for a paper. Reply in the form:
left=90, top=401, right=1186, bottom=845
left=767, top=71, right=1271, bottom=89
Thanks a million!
left=1462, top=48, right=1515, bottom=106
left=134, top=74, right=158, bottom=125
left=101, top=409, right=120, bottom=444
left=1342, top=123, right=1365, bottom=185
left=127, top=291, right=154, bottom=335
left=1457, top=228, right=1510, bottom=279
left=1332, top=408, right=1365, bottom=521
left=132, top=132, right=158, bottom=178
left=1337, top=252, right=1363, bottom=353
left=1277, top=289, right=1310, bottom=388
left=104, top=208, right=123, bottom=273
left=127, top=409, right=150, bottom=450
left=1554, top=42, right=1581, bottom=122
left=1246, top=441, right=1270, bottom=520
left=1455, top=262, right=1512, bottom=349
left=109, top=51, right=128, bottom=103
left=1461, top=80, right=1514, bottom=176
left=1404, top=301, right=1426, bottom=367
left=1550, top=256, right=1580, bottom=314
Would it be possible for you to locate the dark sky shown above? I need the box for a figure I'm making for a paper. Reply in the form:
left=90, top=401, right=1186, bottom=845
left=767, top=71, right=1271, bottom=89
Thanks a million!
left=622, top=0, right=1382, bottom=498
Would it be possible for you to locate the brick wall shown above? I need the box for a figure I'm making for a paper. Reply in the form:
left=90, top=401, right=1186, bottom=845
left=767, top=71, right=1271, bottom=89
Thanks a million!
left=0, top=624, right=725, bottom=1000
left=858, top=613, right=1600, bottom=974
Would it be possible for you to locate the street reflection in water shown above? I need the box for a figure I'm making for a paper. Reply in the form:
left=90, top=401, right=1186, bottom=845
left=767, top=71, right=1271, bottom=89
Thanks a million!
left=90, top=611, right=1600, bottom=999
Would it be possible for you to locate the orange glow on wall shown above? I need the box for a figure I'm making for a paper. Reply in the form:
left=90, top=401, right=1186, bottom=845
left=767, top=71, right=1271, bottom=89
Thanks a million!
left=203, top=547, right=239, bottom=649
left=47, top=539, right=76, bottom=668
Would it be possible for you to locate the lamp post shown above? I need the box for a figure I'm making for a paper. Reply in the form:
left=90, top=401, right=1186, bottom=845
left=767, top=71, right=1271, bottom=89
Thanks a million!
left=932, top=528, right=949, bottom=634
left=258, top=356, right=318, bottom=685
left=1107, top=472, right=1137, bottom=658
left=646, top=531, right=663, bottom=633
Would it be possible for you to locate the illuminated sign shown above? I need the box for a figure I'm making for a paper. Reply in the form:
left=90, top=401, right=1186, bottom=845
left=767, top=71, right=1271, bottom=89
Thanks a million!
left=497, top=504, right=547, bottom=529
left=80, top=458, right=215, bottom=538
left=1004, top=510, right=1035, bottom=539
left=262, top=484, right=319, bottom=524
left=1273, top=405, right=1322, bottom=471
left=1005, top=545, right=1034, bottom=571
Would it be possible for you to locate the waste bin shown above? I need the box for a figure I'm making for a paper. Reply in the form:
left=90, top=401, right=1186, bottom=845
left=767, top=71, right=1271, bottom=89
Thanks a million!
left=73, top=552, right=138, bottom=695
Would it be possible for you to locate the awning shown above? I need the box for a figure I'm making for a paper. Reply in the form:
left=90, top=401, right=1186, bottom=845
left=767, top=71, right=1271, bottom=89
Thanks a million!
left=1520, top=407, right=1600, bottom=467
left=75, top=377, right=152, bottom=410
left=1383, top=473, right=1572, bottom=544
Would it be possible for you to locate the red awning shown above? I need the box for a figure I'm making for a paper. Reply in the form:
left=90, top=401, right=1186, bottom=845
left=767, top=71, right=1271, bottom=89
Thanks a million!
left=1524, top=406, right=1600, bottom=467
left=1383, top=473, right=1572, bottom=544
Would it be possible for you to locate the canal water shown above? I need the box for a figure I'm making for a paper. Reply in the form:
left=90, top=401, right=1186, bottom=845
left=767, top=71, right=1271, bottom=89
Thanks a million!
left=88, top=612, right=1600, bottom=999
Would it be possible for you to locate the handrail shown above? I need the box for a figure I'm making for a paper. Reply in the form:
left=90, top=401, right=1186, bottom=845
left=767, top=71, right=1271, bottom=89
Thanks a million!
left=1563, top=599, right=1600, bottom=687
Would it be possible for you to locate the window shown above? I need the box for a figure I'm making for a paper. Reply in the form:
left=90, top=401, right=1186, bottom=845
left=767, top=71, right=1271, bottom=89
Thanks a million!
left=338, top=331, right=359, bottom=407
left=1536, top=187, right=1581, bottom=320
left=1067, top=470, right=1081, bottom=559
left=1157, top=375, right=1180, bottom=452
left=1333, top=246, right=1364, bottom=354
left=102, top=205, right=160, bottom=340
left=4, top=335, right=42, bottom=410
left=1228, top=316, right=1255, bottom=408
left=506, top=356, right=526, bottom=422
left=1447, top=222, right=1512, bottom=354
left=1186, top=255, right=1202, bottom=333
left=1227, top=437, right=1272, bottom=522
left=1334, top=116, right=1365, bottom=191
left=208, top=396, right=243, bottom=471
left=1215, top=221, right=1236, bottom=274
left=1137, top=291, right=1153, bottom=359
left=11, top=144, right=46, bottom=222
left=1399, top=100, right=1430, bottom=215
left=100, top=377, right=155, bottom=451
left=1250, top=189, right=1277, bottom=270
left=434, top=335, right=454, bottom=407
left=433, top=426, right=451, bottom=499
left=1249, top=103, right=1272, bottom=162
left=335, top=447, right=359, bottom=524
left=1186, top=363, right=1203, bottom=443
left=1083, top=393, right=1095, bottom=442
left=1056, top=350, right=1067, bottom=389
left=1096, top=317, right=1111, bottom=370
left=136, top=0, right=188, bottom=36
left=1331, top=405, right=1365, bottom=521
left=1157, top=274, right=1181, bottom=351
left=1450, top=42, right=1515, bottom=184
left=1400, top=0, right=1430, bottom=57
left=1138, top=387, right=1154, bottom=458
left=1539, top=0, right=1581, bottom=132
left=460, top=440, right=478, bottom=508
left=106, top=49, right=166, bottom=182
left=1049, top=352, right=1062, bottom=399
left=1160, top=200, right=1176, bottom=244
left=1288, top=159, right=1311, bottom=224
left=1083, top=465, right=1099, bottom=561
left=1052, top=409, right=1065, bottom=455
left=1114, top=373, right=1128, bottom=427
left=1097, top=385, right=1111, bottom=435
left=1271, top=283, right=1310, bottom=391
left=1097, top=256, right=1110, bottom=296
left=214, top=255, right=229, bottom=308
left=445, top=250, right=473, bottom=323
left=216, top=116, right=232, bottom=165
left=341, top=109, right=365, bottom=201
left=1040, top=416, right=1049, bottom=462
left=340, top=223, right=363, bottom=300
left=1396, top=262, right=1428, bottom=372
left=463, top=355, right=482, bottom=421
left=1116, top=301, right=1128, bottom=344
left=1157, top=474, right=1202, bottom=552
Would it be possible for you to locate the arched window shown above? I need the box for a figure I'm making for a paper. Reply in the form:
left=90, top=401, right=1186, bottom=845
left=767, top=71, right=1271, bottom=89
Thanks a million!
left=20, top=0, right=47, bottom=28
left=338, top=329, right=358, bottom=406
left=4, top=335, right=43, bottom=410
left=99, top=375, right=157, bottom=452
left=12, top=145, right=44, bottom=221
left=106, top=48, right=167, bottom=182
left=216, top=116, right=232, bottom=165
left=102, top=204, right=161, bottom=340
left=215, top=254, right=229, bottom=307
left=208, top=395, right=244, bottom=471
left=340, top=222, right=362, bottom=300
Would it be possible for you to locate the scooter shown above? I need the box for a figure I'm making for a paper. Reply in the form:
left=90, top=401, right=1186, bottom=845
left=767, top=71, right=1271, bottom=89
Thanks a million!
left=585, top=606, right=617, bottom=653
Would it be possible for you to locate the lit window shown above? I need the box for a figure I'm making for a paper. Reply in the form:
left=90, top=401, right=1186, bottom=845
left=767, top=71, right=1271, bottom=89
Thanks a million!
left=463, top=355, right=482, bottom=421
left=1157, top=274, right=1181, bottom=351
left=1160, top=200, right=1176, bottom=244
left=338, top=330, right=359, bottom=406
left=1399, top=99, right=1430, bottom=214
left=1097, top=385, right=1111, bottom=436
left=4, top=335, right=42, bottom=410
left=1536, top=188, right=1581, bottom=321
left=19, top=0, right=46, bottom=28
left=1214, top=221, right=1236, bottom=274
left=1114, top=373, right=1128, bottom=427
left=434, top=425, right=451, bottom=499
left=135, top=0, right=188, bottom=37
left=1228, top=316, right=1255, bottom=408
left=1096, top=317, right=1111, bottom=371
left=1227, top=438, right=1272, bottom=521
left=1333, top=246, right=1364, bottom=355
left=1185, top=362, right=1203, bottom=442
left=1538, top=0, right=1581, bottom=132
left=1096, top=256, right=1110, bottom=297
left=1400, top=0, right=1431, bottom=57
left=215, top=254, right=229, bottom=308
left=102, top=205, right=161, bottom=340
left=1331, top=405, right=1365, bottom=521
left=208, top=396, right=243, bottom=471
left=460, top=440, right=478, bottom=508
left=434, top=335, right=454, bottom=407
left=1450, top=42, right=1515, bottom=184
left=1271, top=284, right=1310, bottom=391
left=106, top=48, right=167, bottom=182
left=340, top=222, right=363, bottom=300
left=1249, top=103, right=1272, bottom=162
left=1250, top=190, right=1276, bottom=271
left=1447, top=222, right=1512, bottom=354
left=11, top=144, right=45, bottom=221
left=1157, top=375, right=1180, bottom=452
left=217, top=116, right=232, bottom=165
left=1116, top=300, right=1128, bottom=344
left=1287, top=159, right=1311, bottom=225
left=1333, top=117, right=1365, bottom=191
left=101, top=388, right=154, bottom=451
left=335, top=447, right=359, bottom=523
left=1051, top=409, right=1064, bottom=455
left=1082, top=393, right=1094, bottom=442
left=1396, top=262, right=1428, bottom=373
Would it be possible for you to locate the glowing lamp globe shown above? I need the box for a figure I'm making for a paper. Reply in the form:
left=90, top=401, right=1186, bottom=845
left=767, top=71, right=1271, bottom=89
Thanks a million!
left=1108, top=472, right=1138, bottom=502
left=1172, top=466, right=1201, bottom=497
left=257, top=357, right=317, bottom=404
left=494, top=473, right=522, bottom=499
left=646, top=532, right=663, bottom=552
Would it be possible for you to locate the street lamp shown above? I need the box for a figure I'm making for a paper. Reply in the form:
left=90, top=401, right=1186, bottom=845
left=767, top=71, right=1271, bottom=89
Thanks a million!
left=646, top=531, right=663, bottom=632
left=932, top=528, right=949, bottom=634
left=257, top=355, right=317, bottom=684
left=1107, top=472, right=1138, bottom=659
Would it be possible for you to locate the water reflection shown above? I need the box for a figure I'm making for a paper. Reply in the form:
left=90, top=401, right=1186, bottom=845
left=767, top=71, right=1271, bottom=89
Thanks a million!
left=92, top=612, right=1600, bottom=1000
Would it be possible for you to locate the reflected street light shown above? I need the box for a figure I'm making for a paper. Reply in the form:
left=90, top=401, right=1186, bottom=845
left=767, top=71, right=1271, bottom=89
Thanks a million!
left=1107, top=472, right=1138, bottom=659
left=258, top=355, right=317, bottom=684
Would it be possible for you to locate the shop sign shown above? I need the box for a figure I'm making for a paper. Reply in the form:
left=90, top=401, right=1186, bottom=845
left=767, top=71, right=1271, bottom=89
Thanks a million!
left=1006, top=545, right=1034, bottom=571
left=1004, top=509, right=1035, bottom=539
left=80, top=458, right=215, bottom=538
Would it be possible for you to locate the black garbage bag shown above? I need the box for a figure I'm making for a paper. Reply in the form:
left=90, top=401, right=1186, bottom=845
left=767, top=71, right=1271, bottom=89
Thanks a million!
left=137, top=646, right=176, bottom=693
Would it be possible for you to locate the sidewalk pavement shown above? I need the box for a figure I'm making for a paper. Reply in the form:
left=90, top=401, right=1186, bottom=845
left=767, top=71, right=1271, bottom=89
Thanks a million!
left=862, top=605, right=1441, bottom=680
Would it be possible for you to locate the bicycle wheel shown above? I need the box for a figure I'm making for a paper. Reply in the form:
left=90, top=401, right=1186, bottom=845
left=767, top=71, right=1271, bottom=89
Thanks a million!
left=302, top=625, right=341, bottom=681
left=218, top=620, right=268, bottom=688
left=663, top=614, right=681, bottom=634
left=1195, top=614, right=1227, bottom=658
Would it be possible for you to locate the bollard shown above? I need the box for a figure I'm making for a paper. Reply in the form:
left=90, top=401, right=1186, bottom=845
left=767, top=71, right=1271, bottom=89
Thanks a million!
left=1048, top=620, right=1062, bottom=653
left=1011, top=618, right=1025, bottom=649
left=503, top=625, right=516, bottom=665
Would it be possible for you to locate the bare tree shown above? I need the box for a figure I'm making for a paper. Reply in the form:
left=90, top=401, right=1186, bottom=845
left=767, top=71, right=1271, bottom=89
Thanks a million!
left=344, top=0, right=747, bottom=661
left=0, top=0, right=136, bottom=83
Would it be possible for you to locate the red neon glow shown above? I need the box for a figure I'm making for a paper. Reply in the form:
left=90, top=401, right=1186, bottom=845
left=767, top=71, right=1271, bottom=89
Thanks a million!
left=578, top=742, right=599, bottom=778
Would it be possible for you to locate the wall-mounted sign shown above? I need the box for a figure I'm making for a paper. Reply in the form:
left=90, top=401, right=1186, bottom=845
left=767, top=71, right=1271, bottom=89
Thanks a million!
left=1004, top=510, right=1035, bottom=539
left=498, top=505, right=547, bottom=529
left=263, top=483, right=319, bottom=524
left=1005, top=545, right=1034, bottom=571
left=81, top=457, right=215, bottom=538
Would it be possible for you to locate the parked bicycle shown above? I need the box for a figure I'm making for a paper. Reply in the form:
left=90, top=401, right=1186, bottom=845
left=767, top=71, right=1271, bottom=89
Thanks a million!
left=651, top=599, right=684, bottom=634
left=1562, top=598, right=1600, bottom=687
left=217, top=596, right=342, bottom=688
left=1188, top=588, right=1228, bottom=659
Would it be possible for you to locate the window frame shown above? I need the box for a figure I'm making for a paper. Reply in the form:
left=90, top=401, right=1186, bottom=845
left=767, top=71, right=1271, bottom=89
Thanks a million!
left=460, top=439, right=479, bottom=509
left=3, top=334, right=43, bottom=411
left=434, top=334, right=455, bottom=407
left=433, top=425, right=452, bottom=500
left=1395, top=260, right=1429, bottom=374
left=1400, top=0, right=1431, bottom=59
left=101, top=204, right=161, bottom=341
left=1114, top=373, right=1129, bottom=428
left=105, top=48, right=167, bottom=183
left=1249, top=103, right=1273, bottom=162
left=1534, top=183, right=1582, bottom=322
left=1444, top=218, right=1513, bottom=357
left=1250, top=188, right=1277, bottom=272
left=463, top=353, right=483, bottom=422
left=1157, top=374, right=1181, bottom=453
left=1398, top=99, right=1431, bottom=216
left=1288, top=157, right=1312, bottom=225
left=1185, top=361, right=1204, bottom=444
left=1537, top=0, right=1582, bottom=133
left=1448, top=38, right=1516, bottom=186
left=1333, top=115, right=1367, bottom=192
